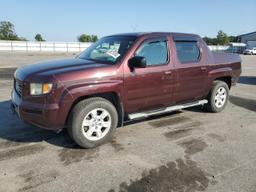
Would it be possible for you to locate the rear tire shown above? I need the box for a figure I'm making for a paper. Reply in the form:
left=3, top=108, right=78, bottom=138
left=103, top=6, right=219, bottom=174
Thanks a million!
left=206, top=80, right=229, bottom=113
left=68, top=97, right=118, bottom=148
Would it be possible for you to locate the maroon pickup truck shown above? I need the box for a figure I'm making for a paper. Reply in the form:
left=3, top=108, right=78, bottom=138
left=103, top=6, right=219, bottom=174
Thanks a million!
left=12, top=32, right=241, bottom=148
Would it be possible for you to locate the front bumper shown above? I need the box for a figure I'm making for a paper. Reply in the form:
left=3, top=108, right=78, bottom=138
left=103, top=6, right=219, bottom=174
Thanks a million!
left=11, top=89, right=64, bottom=131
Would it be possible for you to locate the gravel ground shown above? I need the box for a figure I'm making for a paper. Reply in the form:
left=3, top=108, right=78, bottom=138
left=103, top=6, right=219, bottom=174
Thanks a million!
left=0, top=53, right=255, bottom=192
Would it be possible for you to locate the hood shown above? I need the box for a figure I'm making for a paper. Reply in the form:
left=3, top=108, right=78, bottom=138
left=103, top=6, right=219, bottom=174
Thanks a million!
left=15, top=58, right=110, bottom=81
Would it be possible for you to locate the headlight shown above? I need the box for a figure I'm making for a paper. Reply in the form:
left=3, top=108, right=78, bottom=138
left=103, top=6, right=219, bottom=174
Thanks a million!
left=30, top=83, right=53, bottom=95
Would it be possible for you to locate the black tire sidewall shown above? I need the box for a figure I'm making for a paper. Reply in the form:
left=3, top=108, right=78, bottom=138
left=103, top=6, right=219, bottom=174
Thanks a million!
left=71, top=98, right=118, bottom=148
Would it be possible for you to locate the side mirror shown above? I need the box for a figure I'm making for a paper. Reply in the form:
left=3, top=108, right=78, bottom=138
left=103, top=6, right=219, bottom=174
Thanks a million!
left=128, top=56, right=147, bottom=69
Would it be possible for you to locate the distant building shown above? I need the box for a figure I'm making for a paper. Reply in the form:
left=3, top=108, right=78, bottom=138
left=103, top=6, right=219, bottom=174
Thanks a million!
left=208, top=42, right=246, bottom=54
left=226, top=42, right=246, bottom=54
left=238, top=31, right=256, bottom=48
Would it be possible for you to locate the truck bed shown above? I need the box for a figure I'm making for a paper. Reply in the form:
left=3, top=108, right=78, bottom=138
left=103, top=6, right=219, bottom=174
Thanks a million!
left=212, top=52, right=241, bottom=65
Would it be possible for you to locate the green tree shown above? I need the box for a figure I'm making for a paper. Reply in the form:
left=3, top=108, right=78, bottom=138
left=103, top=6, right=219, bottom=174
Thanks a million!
left=35, top=33, right=45, bottom=41
left=91, top=35, right=98, bottom=42
left=78, top=34, right=98, bottom=42
left=216, top=30, right=230, bottom=45
left=228, top=35, right=238, bottom=43
left=203, top=31, right=238, bottom=45
left=78, top=34, right=91, bottom=42
left=203, top=36, right=218, bottom=45
left=18, top=37, right=27, bottom=41
left=0, top=21, right=20, bottom=40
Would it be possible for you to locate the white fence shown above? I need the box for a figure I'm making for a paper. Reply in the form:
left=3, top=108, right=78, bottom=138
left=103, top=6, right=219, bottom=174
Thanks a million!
left=0, top=40, right=235, bottom=53
left=208, top=45, right=229, bottom=52
left=0, top=40, right=92, bottom=53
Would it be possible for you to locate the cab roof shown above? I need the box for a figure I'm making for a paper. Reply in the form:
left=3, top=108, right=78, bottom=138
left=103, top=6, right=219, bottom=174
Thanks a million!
left=106, top=32, right=200, bottom=38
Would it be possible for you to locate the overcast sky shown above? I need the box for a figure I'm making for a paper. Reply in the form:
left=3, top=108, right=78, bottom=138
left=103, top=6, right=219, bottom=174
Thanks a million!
left=1, top=0, right=255, bottom=41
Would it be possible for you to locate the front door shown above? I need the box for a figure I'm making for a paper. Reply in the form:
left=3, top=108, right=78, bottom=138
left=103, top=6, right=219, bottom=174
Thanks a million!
left=123, top=37, right=175, bottom=113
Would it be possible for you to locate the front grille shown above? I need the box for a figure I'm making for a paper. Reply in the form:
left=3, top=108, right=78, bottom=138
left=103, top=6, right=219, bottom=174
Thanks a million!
left=15, top=79, right=23, bottom=96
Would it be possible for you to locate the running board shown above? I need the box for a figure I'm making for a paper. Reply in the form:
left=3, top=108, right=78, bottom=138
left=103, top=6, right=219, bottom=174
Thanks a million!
left=128, top=99, right=208, bottom=120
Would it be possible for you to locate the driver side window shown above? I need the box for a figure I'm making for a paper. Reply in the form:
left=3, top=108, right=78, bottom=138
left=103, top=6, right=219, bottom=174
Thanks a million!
left=135, top=39, right=168, bottom=66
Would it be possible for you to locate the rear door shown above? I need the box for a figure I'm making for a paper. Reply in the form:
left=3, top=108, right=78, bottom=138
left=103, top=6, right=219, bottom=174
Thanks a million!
left=172, top=36, right=208, bottom=103
left=123, top=36, right=175, bottom=113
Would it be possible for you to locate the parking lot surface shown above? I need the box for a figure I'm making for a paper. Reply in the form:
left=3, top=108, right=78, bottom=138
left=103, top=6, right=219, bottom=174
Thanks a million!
left=0, top=53, right=255, bottom=192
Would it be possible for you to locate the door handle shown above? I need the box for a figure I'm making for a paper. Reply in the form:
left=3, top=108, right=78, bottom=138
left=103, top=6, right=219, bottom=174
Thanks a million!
left=201, top=67, right=207, bottom=71
left=164, top=71, right=172, bottom=75
left=163, top=71, right=172, bottom=80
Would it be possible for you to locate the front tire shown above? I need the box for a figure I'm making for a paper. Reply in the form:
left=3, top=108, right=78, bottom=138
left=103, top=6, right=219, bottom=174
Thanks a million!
left=206, top=80, right=229, bottom=113
left=68, top=97, right=118, bottom=148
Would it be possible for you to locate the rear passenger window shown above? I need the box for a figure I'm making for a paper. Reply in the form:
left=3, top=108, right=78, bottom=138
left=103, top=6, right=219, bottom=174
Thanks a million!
left=136, top=39, right=168, bottom=66
left=175, top=41, right=200, bottom=63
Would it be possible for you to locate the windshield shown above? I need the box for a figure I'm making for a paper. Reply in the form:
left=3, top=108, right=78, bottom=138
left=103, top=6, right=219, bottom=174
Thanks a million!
left=79, top=36, right=136, bottom=64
